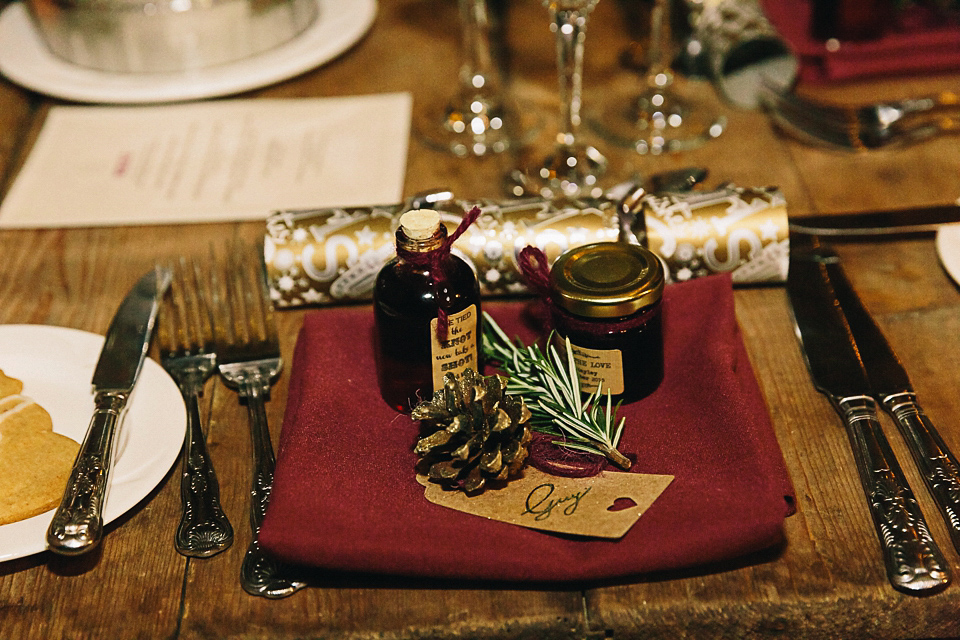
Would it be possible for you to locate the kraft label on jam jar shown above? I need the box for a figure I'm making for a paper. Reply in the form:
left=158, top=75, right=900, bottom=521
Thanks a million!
left=570, top=344, right=625, bottom=396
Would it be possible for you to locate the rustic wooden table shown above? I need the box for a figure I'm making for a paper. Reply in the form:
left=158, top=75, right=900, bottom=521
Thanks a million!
left=1, top=0, right=960, bottom=637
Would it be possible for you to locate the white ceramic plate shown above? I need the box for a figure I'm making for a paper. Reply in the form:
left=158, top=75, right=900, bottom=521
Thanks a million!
left=0, top=324, right=185, bottom=563
left=936, top=223, right=960, bottom=286
left=0, top=0, right=376, bottom=104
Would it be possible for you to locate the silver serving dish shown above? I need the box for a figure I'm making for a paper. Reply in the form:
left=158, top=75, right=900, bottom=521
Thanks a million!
left=25, top=0, right=319, bottom=73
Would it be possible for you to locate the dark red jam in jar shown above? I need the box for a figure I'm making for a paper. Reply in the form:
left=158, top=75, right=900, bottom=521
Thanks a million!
left=549, top=242, right=665, bottom=404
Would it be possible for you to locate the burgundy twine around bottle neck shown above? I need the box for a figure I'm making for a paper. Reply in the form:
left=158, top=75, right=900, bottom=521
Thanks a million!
left=396, top=206, right=481, bottom=342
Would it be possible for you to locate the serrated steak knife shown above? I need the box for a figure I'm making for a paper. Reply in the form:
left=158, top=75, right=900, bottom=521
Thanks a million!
left=47, top=266, right=172, bottom=555
left=788, top=249, right=950, bottom=594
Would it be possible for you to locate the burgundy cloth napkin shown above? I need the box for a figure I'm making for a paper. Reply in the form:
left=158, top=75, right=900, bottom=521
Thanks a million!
left=762, top=0, right=960, bottom=83
left=259, top=274, right=796, bottom=583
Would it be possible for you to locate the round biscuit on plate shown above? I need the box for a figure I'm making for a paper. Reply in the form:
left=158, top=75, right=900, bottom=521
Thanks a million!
left=0, top=369, right=23, bottom=398
left=0, top=373, right=80, bottom=526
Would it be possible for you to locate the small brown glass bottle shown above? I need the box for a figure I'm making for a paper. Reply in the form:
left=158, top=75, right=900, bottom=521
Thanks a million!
left=374, top=209, right=482, bottom=412
left=549, top=242, right=665, bottom=404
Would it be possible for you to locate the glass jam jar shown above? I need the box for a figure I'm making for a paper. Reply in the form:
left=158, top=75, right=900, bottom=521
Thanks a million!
left=549, top=242, right=665, bottom=404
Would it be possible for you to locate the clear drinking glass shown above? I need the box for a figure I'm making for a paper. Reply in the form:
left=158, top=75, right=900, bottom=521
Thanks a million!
left=416, top=0, right=528, bottom=157
left=509, top=0, right=606, bottom=199
left=591, top=0, right=726, bottom=154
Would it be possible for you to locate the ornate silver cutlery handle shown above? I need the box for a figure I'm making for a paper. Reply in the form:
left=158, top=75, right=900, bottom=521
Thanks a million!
left=837, top=395, right=950, bottom=593
left=47, top=392, right=125, bottom=555
left=883, top=392, right=960, bottom=553
left=239, top=379, right=306, bottom=599
left=176, top=386, right=233, bottom=557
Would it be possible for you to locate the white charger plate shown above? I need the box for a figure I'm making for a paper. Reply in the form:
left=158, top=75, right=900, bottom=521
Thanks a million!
left=0, top=324, right=186, bottom=563
left=0, top=0, right=376, bottom=104
left=936, top=223, right=960, bottom=286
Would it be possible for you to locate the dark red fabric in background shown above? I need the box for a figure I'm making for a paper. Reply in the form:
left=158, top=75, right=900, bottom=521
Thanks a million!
left=763, top=0, right=960, bottom=83
left=258, top=275, right=796, bottom=582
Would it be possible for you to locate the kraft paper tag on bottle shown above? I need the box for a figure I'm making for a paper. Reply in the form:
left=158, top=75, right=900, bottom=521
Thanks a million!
left=419, top=468, right=673, bottom=539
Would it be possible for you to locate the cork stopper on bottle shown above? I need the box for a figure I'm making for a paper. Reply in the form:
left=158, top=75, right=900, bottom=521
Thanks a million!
left=399, top=209, right=442, bottom=240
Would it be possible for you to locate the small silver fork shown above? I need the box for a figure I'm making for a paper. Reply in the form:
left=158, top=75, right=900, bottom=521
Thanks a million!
left=158, top=257, right=233, bottom=558
left=212, top=244, right=306, bottom=599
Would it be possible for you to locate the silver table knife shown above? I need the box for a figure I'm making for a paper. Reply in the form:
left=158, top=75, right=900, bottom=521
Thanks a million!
left=47, top=266, right=172, bottom=555
left=817, top=247, right=960, bottom=553
left=789, top=203, right=960, bottom=236
left=787, top=250, right=950, bottom=594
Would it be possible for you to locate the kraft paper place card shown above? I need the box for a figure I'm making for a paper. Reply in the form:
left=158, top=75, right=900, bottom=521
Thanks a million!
left=420, top=468, right=674, bottom=539
left=0, top=93, right=412, bottom=229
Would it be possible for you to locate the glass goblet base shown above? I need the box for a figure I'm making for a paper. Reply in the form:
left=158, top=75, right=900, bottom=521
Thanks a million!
left=416, top=93, right=537, bottom=158
left=506, top=142, right=608, bottom=199
left=591, top=88, right=727, bottom=155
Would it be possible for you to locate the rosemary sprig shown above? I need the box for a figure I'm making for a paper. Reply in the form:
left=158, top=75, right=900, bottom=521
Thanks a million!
left=481, top=312, right=631, bottom=470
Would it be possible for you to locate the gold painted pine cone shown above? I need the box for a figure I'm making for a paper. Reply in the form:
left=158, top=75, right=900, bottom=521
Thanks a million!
left=412, top=368, right=533, bottom=493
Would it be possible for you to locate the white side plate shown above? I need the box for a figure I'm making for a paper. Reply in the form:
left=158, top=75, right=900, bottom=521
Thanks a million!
left=0, top=324, right=186, bottom=562
left=936, top=224, right=960, bottom=287
left=0, top=0, right=376, bottom=104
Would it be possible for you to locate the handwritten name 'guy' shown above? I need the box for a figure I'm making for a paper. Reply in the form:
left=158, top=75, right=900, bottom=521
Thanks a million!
left=522, top=483, right=592, bottom=521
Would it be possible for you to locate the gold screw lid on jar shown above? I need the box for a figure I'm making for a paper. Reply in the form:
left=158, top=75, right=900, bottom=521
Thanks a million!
left=550, top=242, right=665, bottom=318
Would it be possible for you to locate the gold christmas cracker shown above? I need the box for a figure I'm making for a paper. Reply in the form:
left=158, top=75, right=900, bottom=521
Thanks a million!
left=629, top=185, right=790, bottom=285
left=265, top=198, right=620, bottom=308
left=264, top=186, right=789, bottom=308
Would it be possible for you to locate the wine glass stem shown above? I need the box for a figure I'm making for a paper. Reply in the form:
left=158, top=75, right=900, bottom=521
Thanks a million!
left=552, top=7, right=592, bottom=146
left=645, top=0, right=674, bottom=89
left=458, top=0, right=501, bottom=98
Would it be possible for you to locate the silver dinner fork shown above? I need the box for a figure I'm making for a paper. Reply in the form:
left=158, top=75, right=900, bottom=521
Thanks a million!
left=212, top=244, right=306, bottom=599
left=158, top=257, right=233, bottom=558
left=761, top=82, right=960, bottom=150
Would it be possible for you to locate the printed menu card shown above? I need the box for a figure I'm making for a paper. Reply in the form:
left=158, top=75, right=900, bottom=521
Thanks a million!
left=0, top=93, right=411, bottom=228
